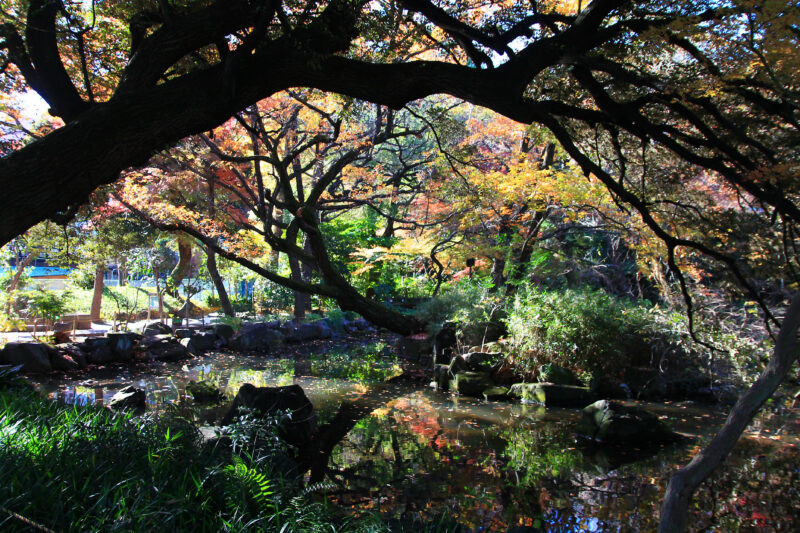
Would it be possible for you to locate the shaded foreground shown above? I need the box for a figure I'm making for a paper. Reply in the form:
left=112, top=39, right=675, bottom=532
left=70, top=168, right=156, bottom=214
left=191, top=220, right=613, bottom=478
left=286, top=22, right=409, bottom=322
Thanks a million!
left=7, top=347, right=800, bottom=532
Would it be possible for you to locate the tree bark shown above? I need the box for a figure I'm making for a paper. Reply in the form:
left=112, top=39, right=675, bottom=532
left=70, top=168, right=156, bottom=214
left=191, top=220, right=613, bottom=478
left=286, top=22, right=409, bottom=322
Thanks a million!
left=658, top=292, right=800, bottom=532
left=167, top=234, right=192, bottom=296
left=205, top=248, right=234, bottom=317
left=89, top=264, right=104, bottom=321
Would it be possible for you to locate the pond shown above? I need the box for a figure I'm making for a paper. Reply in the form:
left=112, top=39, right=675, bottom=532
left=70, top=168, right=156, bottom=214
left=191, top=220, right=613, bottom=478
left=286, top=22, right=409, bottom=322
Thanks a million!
left=29, top=348, right=800, bottom=532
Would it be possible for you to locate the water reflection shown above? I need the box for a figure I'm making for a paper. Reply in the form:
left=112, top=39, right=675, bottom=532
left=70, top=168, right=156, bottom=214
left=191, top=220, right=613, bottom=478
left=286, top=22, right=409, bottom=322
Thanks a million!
left=29, top=352, right=800, bottom=532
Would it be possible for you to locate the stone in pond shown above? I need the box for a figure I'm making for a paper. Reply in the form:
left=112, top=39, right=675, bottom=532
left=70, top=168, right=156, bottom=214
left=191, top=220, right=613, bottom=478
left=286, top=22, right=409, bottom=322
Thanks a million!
left=214, top=323, right=235, bottom=342
left=509, top=383, right=593, bottom=407
left=229, top=323, right=285, bottom=351
left=107, top=332, right=140, bottom=361
left=186, top=380, right=222, bottom=402
left=141, top=335, right=190, bottom=361
left=449, top=371, right=493, bottom=397
left=222, top=383, right=317, bottom=449
left=537, top=363, right=578, bottom=385
left=180, top=332, right=217, bottom=354
left=140, top=321, right=172, bottom=336
left=482, top=386, right=510, bottom=401
left=0, top=342, right=52, bottom=373
left=433, top=364, right=450, bottom=391
left=575, top=399, right=678, bottom=444
left=108, top=385, right=146, bottom=410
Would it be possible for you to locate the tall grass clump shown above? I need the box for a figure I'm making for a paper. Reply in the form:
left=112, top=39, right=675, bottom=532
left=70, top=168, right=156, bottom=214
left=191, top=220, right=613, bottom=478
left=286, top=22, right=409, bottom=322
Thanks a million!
left=506, top=287, right=681, bottom=376
left=0, top=381, right=384, bottom=532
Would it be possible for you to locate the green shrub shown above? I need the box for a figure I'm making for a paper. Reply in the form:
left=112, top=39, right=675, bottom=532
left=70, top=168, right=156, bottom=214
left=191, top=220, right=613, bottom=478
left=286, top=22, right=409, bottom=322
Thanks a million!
left=414, top=281, right=502, bottom=334
left=506, top=287, right=679, bottom=376
left=0, top=386, right=382, bottom=532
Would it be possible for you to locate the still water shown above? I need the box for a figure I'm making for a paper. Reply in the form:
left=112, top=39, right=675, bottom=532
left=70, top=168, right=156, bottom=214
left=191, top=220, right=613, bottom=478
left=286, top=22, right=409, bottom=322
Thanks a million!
left=30, top=350, right=800, bottom=532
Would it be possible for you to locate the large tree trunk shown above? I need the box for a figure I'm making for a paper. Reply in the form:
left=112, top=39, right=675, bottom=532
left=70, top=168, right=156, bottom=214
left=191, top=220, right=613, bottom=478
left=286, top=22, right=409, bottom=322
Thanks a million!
left=89, top=264, right=104, bottom=321
left=167, top=234, right=192, bottom=297
left=205, top=248, right=234, bottom=317
left=658, top=293, right=800, bottom=532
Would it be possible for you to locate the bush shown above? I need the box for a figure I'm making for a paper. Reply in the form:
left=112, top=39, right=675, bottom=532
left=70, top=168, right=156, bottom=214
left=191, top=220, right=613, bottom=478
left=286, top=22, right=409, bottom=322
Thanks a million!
left=506, top=287, right=680, bottom=376
left=0, top=386, right=382, bottom=532
left=414, top=280, right=502, bottom=335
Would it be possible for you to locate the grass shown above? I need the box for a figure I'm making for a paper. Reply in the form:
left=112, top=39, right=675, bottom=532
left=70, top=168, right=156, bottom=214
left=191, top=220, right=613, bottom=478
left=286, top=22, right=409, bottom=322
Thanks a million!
left=65, top=286, right=184, bottom=318
left=0, top=368, right=385, bottom=532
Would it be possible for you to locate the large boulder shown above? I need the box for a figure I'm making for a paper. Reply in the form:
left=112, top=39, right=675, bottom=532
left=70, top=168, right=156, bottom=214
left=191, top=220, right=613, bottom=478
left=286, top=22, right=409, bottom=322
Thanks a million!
left=297, top=321, right=332, bottom=342
left=0, top=342, right=52, bottom=373
left=180, top=332, right=218, bottom=355
left=107, top=332, right=141, bottom=361
left=213, top=323, right=235, bottom=342
left=140, top=321, right=172, bottom=336
left=50, top=351, right=80, bottom=371
left=141, top=335, right=190, bottom=361
left=222, top=383, right=317, bottom=449
left=462, top=351, right=499, bottom=371
left=55, top=343, right=88, bottom=369
left=482, top=386, right=511, bottom=401
left=449, top=371, right=494, bottom=397
left=537, top=363, right=579, bottom=386
left=433, top=364, right=451, bottom=390
left=575, top=400, right=678, bottom=444
left=509, top=383, right=594, bottom=407
left=230, top=323, right=285, bottom=351
left=86, top=344, right=116, bottom=364
left=433, top=322, right=458, bottom=364
left=107, top=385, right=147, bottom=410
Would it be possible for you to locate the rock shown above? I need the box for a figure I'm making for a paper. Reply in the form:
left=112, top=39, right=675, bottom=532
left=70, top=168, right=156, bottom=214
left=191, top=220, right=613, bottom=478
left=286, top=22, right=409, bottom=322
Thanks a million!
left=140, top=321, right=172, bottom=336
left=396, top=333, right=432, bottom=361
left=297, top=321, right=332, bottom=341
left=433, top=322, right=458, bottom=364
left=0, top=342, right=53, bottom=373
left=449, top=371, right=494, bottom=397
left=55, top=343, right=87, bottom=368
left=490, top=360, right=522, bottom=385
left=448, top=355, right=467, bottom=376
left=53, top=331, right=72, bottom=344
left=575, top=400, right=678, bottom=444
left=352, top=318, right=373, bottom=331
left=86, top=345, right=116, bottom=364
left=186, top=380, right=222, bottom=402
left=180, top=332, right=218, bottom=355
left=433, top=364, right=450, bottom=390
left=50, top=351, right=80, bottom=371
left=83, top=337, right=111, bottom=351
left=509, top=383, right=594, bottom=407
left=462, top=351, right=500, bottom=371
left=222, top=383, right=317, bottom=449
left=230, top=323, right=285, bottom=351
left=107, top=385, right=146, bottom=410
left=174, top=328, right=192, bottom=339
left=482, top=386, right=510, bottom=401
left=141, top=335, right=190, bottom=361
left=507, top=527, right=543, bottom=533
left=214, top=323, right=235, bottom=341
left=537, top=363, right=579, bottom=386
left=590, top=374, right=630, bottom=400
left=106, top=332, right=140, bottom=361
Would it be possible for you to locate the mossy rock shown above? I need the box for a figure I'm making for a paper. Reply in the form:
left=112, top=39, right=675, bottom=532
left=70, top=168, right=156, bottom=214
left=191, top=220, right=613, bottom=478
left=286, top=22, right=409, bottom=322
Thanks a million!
left=575, top=399, right=677, bottom=444
left=509, top=382, right=593, bottom=407
left=449, top=371, right=493, bottom=397
left=187, top=380, right=222, bottom=402
left=482, top=386, right=510, bottom=401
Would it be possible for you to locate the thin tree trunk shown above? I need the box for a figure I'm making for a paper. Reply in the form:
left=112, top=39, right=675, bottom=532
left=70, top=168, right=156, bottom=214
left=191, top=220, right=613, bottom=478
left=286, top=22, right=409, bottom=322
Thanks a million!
left=658, top=293, right=800, bottom=532
left=89, top=264, right=104, bottom=321
left=5, top=251, right=35, bottom=313
left=206, top=248, right=234, bottom=317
